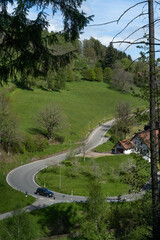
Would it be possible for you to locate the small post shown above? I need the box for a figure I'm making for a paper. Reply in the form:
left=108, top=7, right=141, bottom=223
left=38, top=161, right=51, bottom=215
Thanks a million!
left=59, top=165, right=61, bottom=190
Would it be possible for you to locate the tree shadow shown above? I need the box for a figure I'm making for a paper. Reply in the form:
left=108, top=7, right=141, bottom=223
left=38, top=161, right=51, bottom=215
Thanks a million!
left=28, top=127, right=44, bottom=136
left=14, top=81, right=34, bottom=91
left=37, top=85, right=49, bottom=92
left=31, top=203, right=79, bottom=236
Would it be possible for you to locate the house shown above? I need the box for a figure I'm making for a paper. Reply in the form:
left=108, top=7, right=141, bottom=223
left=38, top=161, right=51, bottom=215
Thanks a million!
left=113, top=139, right=135, bottom=155
left=113, top=130, right=159, bottom=162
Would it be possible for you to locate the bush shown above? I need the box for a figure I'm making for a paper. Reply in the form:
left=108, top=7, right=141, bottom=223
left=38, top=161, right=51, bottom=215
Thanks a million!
left=24, top=135, right=48, bottom=153
left=134, top=108, right=149, bottom=122
left=63, top=160, right=72, bottom=167
left=109, top=134, right=119, bottom=144
left=36, top=137, right=49, bottom=151
left=24, top=136, right=37, bottom=152
left=11, top=141, right=26, bottom=154
left=55, top=135, right=65, bottom=144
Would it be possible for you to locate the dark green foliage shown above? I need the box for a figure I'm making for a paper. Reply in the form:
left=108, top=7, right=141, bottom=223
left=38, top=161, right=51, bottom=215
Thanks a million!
left=82, top=68, right=96, bottom=81
left=55, top=135, right=65, bottom=144
left=134, top=108, right=149, bottom=122
left=80, top=180, right=114, bottom=240
left=0, top=172, right=6, bottom=187
left=0, top=92, right=20, bottom=154
left=120, top=154, right=150, bottom=192
left=120, top=58, right=132, bottom=71
left=94, top=67, right=103, bottom=82
left=54, top=69, right=67, bottom=91
left=31, top=202, right=83, bottom=236
left=74, top=57, right=88, bottom=71
left=109, top=193, right=152, bottom=240
left=46, top=70, right=55, bottom=90
left=103, top=67, right=113, bottom=83
left=103, top=43, right=132, bottom=69
left=46, top=69, right=67, bottom=91
left=24, top=135, right=49, bottom=152
left=16, top=73, right=37, bottom=89
left=109, top=133, right=119, bottom=144
left=0, top=0, right=93, bottom=84
left=24, top=135, right=38, bottom=153
left=66, top=68, right=75, bottom=82
left=10, top=139, right=26, bottom=154
left=0, top=209, right=37, bottom=240
left=104, top=43, right=118, bottom=68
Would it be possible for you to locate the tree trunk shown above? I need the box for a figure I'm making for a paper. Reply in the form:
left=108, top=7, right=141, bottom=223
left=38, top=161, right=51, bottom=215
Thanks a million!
left=148, top=1, right=160, bottom=239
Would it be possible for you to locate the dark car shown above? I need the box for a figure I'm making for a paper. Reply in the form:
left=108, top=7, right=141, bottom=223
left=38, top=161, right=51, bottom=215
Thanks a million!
left=35, top=187, right=54, bottom=198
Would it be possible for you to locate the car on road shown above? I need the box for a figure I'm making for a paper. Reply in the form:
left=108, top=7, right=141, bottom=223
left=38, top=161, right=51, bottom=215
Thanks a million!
left=35, top=187, right=55, bottom=198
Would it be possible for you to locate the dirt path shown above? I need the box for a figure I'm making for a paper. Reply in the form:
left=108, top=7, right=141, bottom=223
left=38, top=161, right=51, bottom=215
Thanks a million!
left=78, top=150, right=113, bottom=158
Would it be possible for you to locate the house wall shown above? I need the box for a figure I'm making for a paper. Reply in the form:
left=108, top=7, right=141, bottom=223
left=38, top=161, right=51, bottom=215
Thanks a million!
left=124, top=149, right=133, bottom=155
left=114, top=143, right=124, bottom=154
left=132, top=135, right=150, bottom=161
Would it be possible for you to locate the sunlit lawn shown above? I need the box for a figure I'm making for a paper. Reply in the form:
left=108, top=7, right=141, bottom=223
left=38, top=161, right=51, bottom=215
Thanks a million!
left=36, top=155, right=137, bottom=197
left=10, top=81, right=146, bottom=143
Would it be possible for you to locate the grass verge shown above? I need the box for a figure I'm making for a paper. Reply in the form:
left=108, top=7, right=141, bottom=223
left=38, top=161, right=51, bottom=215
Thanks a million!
left=36, top=155, right=138, bottom=197
left=93, top=140, right=115, bottom=152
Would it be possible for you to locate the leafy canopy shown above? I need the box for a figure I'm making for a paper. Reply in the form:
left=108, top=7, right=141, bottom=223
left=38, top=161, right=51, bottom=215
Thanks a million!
left=0, top=0, right=93, bottom=84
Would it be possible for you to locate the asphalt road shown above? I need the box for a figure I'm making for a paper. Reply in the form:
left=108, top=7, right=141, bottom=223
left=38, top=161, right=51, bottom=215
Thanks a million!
left=0, top=118, right=151, bottom=220
left=0, top=119, right=115, bottom=219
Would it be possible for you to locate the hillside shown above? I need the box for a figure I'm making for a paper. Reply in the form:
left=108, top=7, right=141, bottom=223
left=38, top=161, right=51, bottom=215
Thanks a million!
left=10, top=81, right=147, bottom=143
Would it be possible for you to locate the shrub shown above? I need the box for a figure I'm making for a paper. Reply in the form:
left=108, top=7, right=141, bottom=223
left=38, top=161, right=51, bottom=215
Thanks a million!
left=36, top=137, right=49, bottom=151
left=109, top=134, right=119, bottom=144
left=55, top=135, right=65, bottom=144
left=11, top=141, right=26, bottom=154
left=24, top=136, right=37, bottom=152
left=24, top=135, right=48, bottom=153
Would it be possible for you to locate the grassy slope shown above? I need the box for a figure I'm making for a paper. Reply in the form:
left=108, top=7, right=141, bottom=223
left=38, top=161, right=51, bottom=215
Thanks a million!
left=11, top=81, right=147, bottom=143
left=0, top=81, right=147, bottom=214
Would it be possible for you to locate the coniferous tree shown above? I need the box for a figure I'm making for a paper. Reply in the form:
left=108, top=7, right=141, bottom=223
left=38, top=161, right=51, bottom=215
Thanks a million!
left=103, top=67, right=113, bottom=84
left=103, top=43, right=118, bottom=68
left=0, top=0, right=93, bottom=84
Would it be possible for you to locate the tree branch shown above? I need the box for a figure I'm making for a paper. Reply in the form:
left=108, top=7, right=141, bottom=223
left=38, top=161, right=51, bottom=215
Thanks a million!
left=112, top=12, right=148, bottom=42
left=117, top=1, right=148, bottom=23
left=113, top=40, right=160, bottom=46
left=88, top=20, right=117, bottom=27
left=117, top=23, right=149, bottom=46
left=124, top=37, right=148, bottom=51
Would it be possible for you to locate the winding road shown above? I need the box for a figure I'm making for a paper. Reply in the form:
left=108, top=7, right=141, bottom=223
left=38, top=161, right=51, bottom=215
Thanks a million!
left=0, top=119, right=146, bottom=220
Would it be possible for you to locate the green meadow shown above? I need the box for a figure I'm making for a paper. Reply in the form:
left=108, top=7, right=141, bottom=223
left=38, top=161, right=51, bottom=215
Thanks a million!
left=36, top=155, right=136, bottom=197
left=10, top=81, right=147, bottom=143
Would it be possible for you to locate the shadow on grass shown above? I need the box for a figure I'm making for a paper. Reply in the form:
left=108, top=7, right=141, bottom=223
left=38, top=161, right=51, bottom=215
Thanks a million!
left=37, top=85, right=50, bottom=92
left=31, top=203, right=83, bottom=236
left=14, top=82, right=34, bottom=91
left=28, top=127, right=44, bottom=136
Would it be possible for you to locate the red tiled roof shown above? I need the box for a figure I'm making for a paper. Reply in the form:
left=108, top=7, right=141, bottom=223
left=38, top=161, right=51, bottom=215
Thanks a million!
left=119, top=139, right=135, bottom=150
left=137, top=130, right=159, bottom=148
